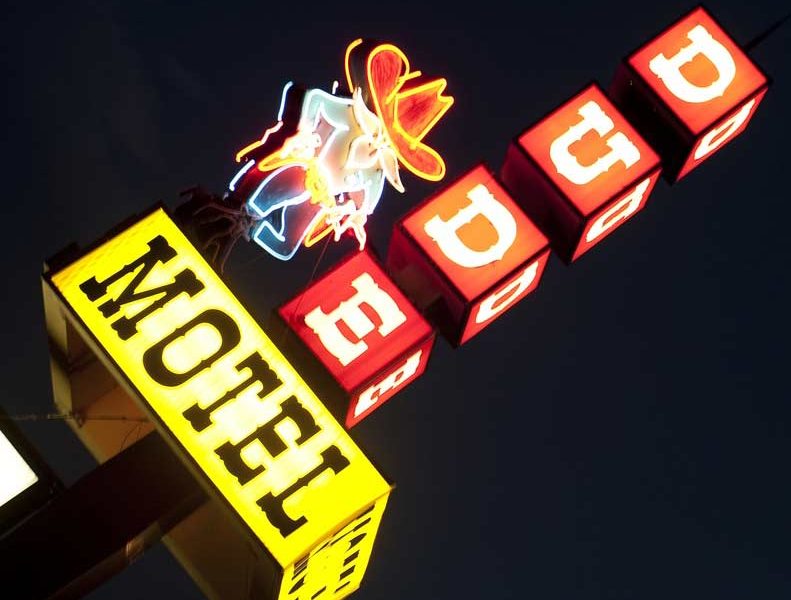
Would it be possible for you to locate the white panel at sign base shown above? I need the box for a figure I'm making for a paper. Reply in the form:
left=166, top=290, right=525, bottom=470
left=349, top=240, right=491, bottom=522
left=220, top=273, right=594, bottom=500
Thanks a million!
left=0, top=430, right=38, bottom=508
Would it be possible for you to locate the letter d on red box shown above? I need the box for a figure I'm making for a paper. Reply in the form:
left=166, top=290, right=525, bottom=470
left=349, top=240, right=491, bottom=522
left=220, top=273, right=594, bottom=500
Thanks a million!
left=388, top=164, right=550, bottom=346
left=610, top=6, right=769, bottom=181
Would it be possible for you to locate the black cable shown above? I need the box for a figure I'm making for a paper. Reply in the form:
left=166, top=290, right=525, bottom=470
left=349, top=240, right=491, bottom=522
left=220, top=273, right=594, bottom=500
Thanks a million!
left=744, top=12, right=790, bottom=52
left=0, top=412, right=147, bottom=423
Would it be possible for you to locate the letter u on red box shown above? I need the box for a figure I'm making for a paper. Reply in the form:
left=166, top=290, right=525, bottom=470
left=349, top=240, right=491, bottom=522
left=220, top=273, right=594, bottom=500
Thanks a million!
left=610, top=5, right=769, bottom=181
left=501, top=84, right=662, bottom=263
left=278, top=249, right=435, bottom=427
left=387, top=164, right=550, bottom=346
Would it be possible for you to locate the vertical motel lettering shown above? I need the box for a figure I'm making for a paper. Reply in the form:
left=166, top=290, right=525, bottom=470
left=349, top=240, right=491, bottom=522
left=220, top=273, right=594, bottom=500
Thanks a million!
left=78, top=234, right=350, bottom=537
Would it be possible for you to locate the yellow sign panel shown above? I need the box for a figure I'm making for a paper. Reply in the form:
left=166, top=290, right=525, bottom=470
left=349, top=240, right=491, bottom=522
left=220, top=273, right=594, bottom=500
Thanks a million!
left=279, top=495, right=388, bottom=600
left=49, top=208, right=391, bottom=574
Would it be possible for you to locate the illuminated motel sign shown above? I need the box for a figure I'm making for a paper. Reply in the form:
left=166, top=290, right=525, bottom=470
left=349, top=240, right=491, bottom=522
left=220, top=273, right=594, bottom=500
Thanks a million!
left=33, top=4, right=773, bottom=599
left=44, top=208, right=391, bottom=600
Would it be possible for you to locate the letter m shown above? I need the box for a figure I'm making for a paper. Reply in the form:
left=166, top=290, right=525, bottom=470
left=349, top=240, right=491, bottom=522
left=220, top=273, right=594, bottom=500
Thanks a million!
left=79, top=235, right=204, bottom=340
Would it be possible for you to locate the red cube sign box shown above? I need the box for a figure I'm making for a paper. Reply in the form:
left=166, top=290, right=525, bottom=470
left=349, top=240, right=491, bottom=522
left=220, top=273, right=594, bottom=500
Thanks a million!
left=387, top=164, right=550, bottom=346
left=610, top=5, right=769, bottom=181
left=501, top=83, right=662, bottom=263
left=277, top=249, right=434, bottom=427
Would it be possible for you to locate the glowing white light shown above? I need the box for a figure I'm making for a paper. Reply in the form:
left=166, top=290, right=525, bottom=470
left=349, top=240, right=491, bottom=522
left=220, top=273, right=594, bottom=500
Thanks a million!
left=355, top=350, right=423, bottom=417
left=0, top=429, right=38, bottom=508
left=278, top=81, right=294, bottom=121
left=475, top=260, right=539, bottom=324
left=424, top=183, right=517, bottom=268
left=585, top=177, right=652, bottom=243
left=304, top=273, right=407, bottom=366
left=694, top=98, right=756, bottom=160
left=229, top=160, right=255, bottom=191
left=549, top=101, right=640, bottom=185
left=649, top=25, right=736, bottom=104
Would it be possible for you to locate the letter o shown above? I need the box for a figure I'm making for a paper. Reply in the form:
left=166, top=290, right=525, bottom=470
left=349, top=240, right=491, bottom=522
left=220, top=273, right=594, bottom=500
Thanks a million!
left=143, top=309, right=241, bottom=387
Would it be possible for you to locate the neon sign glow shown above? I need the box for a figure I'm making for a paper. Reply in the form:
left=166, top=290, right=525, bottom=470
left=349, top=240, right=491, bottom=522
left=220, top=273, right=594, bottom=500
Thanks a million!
left=228, top=39, right=454, bottom=261
left=47, top=208, right=392, bottom=590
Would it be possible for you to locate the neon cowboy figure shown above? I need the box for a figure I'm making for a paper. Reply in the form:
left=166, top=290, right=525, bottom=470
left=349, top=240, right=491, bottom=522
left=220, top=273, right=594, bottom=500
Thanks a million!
left=226, top=39, right=454, bottom=261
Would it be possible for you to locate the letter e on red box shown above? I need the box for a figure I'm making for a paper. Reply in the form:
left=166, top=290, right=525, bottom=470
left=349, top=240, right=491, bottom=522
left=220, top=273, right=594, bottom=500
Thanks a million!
left=278, top=249, right=434, bottom=427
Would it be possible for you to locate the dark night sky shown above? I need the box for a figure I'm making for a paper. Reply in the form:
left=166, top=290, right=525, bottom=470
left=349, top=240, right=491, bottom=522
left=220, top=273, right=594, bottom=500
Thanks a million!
left=2, top=1, right=791, bottom=598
